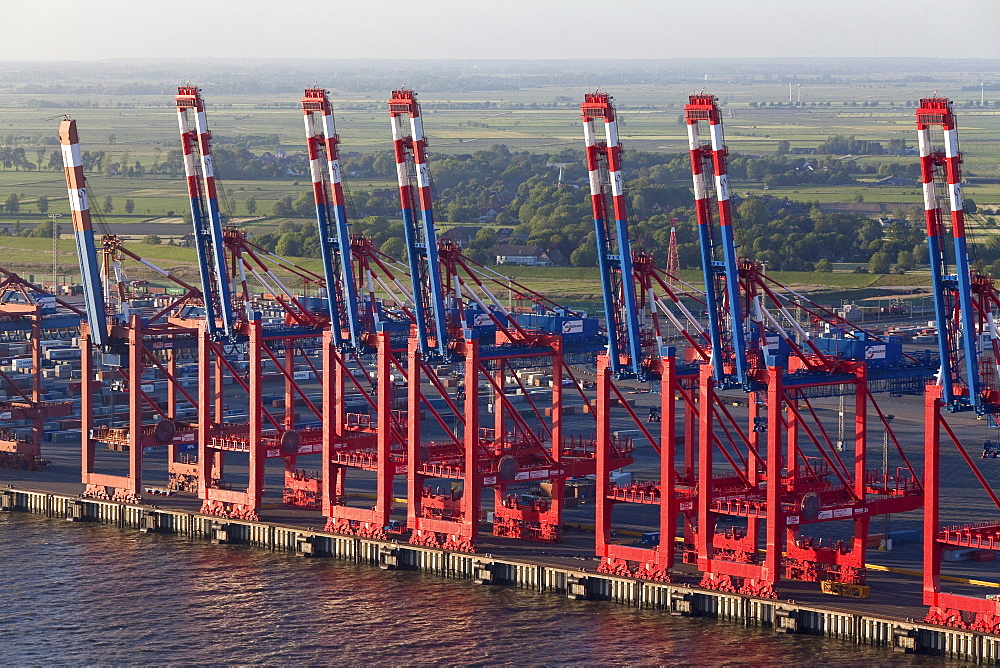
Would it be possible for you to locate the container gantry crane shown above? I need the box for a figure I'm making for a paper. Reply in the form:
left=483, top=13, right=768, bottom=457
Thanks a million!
left=579, top=93, right=702, bottom=581
left=61, top=118, right=203, bottom=502
left=681, top=94, right=930, bottom=599
left=300, top=88, right=409, bottom=538
left=916, top=97, right=1000, bottom=632
left=175, top=87, right=329, bottom=521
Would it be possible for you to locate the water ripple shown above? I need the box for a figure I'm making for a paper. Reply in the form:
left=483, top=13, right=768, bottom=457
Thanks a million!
left=0, top=514, right=961, bottom=666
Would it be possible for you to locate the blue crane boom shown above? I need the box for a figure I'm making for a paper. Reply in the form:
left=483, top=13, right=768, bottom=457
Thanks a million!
left=685, top=95, right=749, bottom=389
left=917, top=97, right=980, bottom=410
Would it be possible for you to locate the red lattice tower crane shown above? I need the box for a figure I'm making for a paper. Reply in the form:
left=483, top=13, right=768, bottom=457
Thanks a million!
left=666, top=220, right=680, bottom=282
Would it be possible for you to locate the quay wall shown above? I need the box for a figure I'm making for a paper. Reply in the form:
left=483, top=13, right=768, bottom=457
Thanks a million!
left=2, top=486, right=997, bottom=663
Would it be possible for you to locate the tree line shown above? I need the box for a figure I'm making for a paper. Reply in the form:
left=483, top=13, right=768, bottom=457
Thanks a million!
left=239, top=144, right=927, bottom=273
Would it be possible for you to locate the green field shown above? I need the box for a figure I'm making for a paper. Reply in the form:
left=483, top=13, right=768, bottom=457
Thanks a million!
left=2, top=82, right=998, bottom=227
left=1, top=67, right=998, bottom=297
left=0, top=226, right=932, bottom=307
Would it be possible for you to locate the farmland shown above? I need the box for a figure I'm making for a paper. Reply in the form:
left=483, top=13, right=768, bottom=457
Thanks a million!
left=0, top=59, right=998, bottom=301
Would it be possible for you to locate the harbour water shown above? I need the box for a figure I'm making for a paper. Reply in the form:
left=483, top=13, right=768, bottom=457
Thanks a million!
left=0, top=512, right=960, bottom=665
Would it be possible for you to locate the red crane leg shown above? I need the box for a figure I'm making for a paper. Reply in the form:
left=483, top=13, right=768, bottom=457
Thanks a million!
left=406, top=337, right=431, bottom=545
left=373, top=330, right=394, bottom=537
left=246, top=317, right=264, bottom=517
left=125, top=314, right=143, bottom=502
left=321, top=332, right=337, bottom=516
left=653, top=349, right=678, bottom=581
left=756, top=365, right=783, bottom=598
left=79, top=329, right=97, bottom=492
left=594, top=354, right=612, bottom=557
left=547, top=339, right=564, bottom=542
left=924, top=384, right=943, bottom=612
left=696, top=364, right=715, bottom=575
left=454, top=335, right=480, bottom=552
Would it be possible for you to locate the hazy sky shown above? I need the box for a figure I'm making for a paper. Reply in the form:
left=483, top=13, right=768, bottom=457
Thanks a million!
left=4, top=0, right=999, bottom=62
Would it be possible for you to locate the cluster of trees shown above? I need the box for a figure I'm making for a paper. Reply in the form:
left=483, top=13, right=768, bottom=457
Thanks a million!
left=249, top=217, right=405, bottom=260
left=0, top=146, right=53, bottom=171
left=3, top=192, right=135, bottom=217
left=814, top=135, right=886, bottom=156
left=720, top=199, right=924, bottom=272
left=749, top=101, right=835, bottom=108
left=159, top=146, right=303, bottom=180
left=0, top=136, right=934, bottom=274
left=0, top=218, right=62, bottom=238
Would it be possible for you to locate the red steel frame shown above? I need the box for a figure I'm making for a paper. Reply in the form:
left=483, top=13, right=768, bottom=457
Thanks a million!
left=195, top=235, right=329, bottom=521
left=0, top=271, right=78, bottom=469
left=921, top=384, right=1000, bottom=631
left=320, top=326, right=408, bottom=539
left=80, top=312, right=200, bottom=503
left=594, top=348, right=683, bottom=581
left=403, top=327, right=614, bottom=552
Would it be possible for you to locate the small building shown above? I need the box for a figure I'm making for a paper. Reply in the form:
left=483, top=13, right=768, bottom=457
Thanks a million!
left=496, top=245, right=551, bottom=267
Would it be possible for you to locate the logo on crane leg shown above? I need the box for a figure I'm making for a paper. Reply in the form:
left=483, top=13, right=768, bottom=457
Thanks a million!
left=716, top=174, right=729, bottom=201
